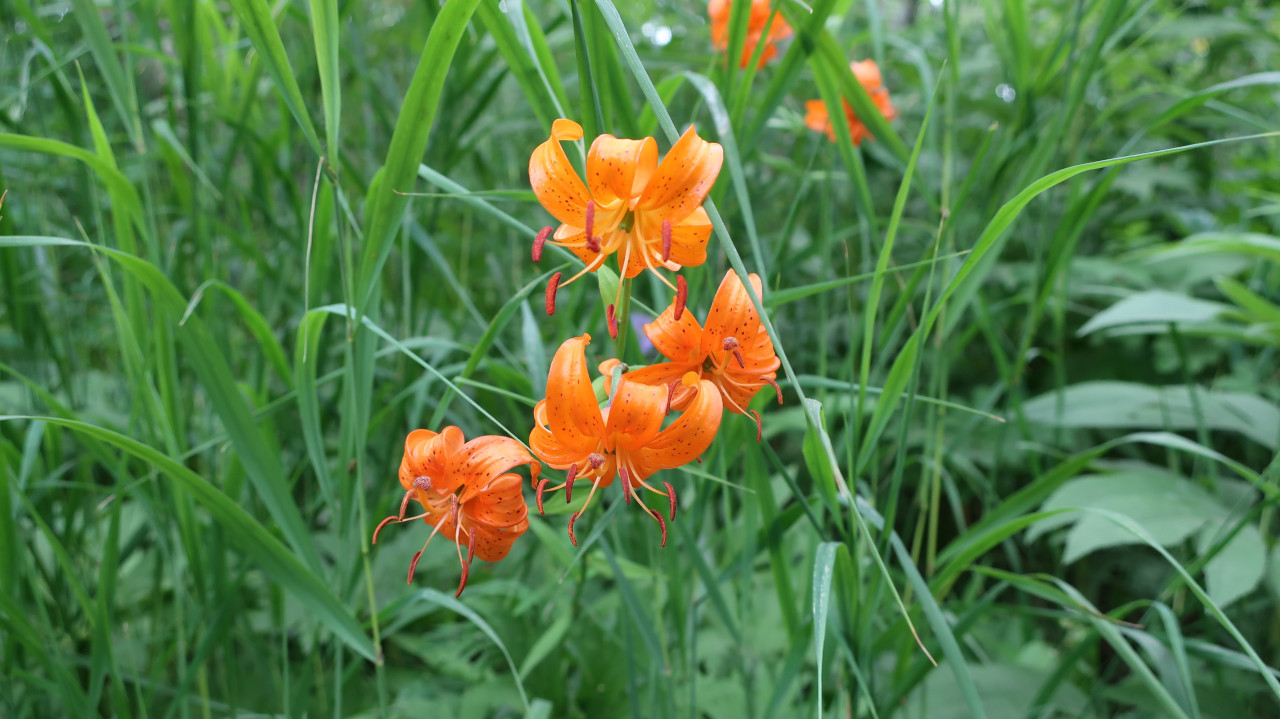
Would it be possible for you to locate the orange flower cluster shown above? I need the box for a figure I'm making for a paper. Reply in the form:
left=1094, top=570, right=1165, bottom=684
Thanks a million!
left=527, top=119, right=783, bottom=546
left=372, top=428, right=541, bottom=596
left=804, top=60, right=898, bottom=144
left=707, top=0, right=793, bottom=69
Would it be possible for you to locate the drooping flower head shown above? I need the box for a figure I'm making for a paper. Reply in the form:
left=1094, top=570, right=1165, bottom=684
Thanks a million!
left=708, top=0, right=793, bottom=69
left=372, top=427, right=541, bottom=597
left=804, top=60, right=898, bottom=144
left=628, top=270, right=782, bottom=438
left=529, top=335, right=722, bottom=545
left=530, top=119, right=723, bottom=335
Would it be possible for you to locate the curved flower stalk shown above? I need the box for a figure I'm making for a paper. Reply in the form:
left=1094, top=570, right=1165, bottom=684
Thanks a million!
left=529, top=119, right=723, bottom=335
left=529, top=335, right=722, bottom=546
left=707, top=0, right=793, bottom=69
left=372, top=427, right=541, bottom=597
left=628, top=270, right=782, bottom=438
left=804, top=59, right=898, bottom=144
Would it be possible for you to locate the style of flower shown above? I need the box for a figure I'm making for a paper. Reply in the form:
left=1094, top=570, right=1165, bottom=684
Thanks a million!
left=707, top=0, right=793, bottom=69
left=529, top=119, right=723, bottom=336
left=372, top=427, right=541, bottom=597
left=804, top=59, right=898, bottom=144
left=627, top=270, right=782, bottom=439
left=529, top=334, right=722, bottom=545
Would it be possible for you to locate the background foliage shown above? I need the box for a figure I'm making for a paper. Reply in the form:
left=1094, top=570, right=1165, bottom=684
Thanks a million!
left=2, top=0, right=1280, bottom=716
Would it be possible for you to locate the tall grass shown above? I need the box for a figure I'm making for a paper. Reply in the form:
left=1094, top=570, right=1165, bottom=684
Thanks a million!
left=2, top=0, right=1279, bottom=716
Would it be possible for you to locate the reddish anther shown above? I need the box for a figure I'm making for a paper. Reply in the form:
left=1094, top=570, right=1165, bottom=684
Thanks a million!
left=749, top=409, right=763, bottom=442
left=586, top=234, right=601, bottom=253
left=535, top=478, right=549, bottom=515
left=764, top=376, right=783, bottom=404
left=607, top=304, right=618, bottom=339
left=584, top=202, right=595, bottom=241
left=663, top=481, right=677, bottom=521
left=620, top=466, right=632, bottom=505
left=568, top=511, right=582, bottom=547
left=372, top=515, right=397, bottom=545
left=664, top=380, right=678, bottom=414
left=661, top=219, right=672, bottom=262
left=532, top=226, right=552, bottom=262
left=466, top=527, right=477, bottom=563
left=650, top=509, right=668, bottom=548
left=407, top=549, right=425, bottom=585
left=565, top=464, right=578, bottom=503
left=455, top=560, right=470, bottom=598
left=674, top=276, right=688, bottom=321
left=545, top=272, right=562, bottom=315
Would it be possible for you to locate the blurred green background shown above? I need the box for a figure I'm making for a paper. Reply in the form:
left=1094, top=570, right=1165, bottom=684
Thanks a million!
left=2, top=0, right=1280, bottom=716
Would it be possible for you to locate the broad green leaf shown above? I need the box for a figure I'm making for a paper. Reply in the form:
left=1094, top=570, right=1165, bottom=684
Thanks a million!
left=1199, top=521, right=1266, bottom=608
left=1078, top=290, right=1229, bottom=336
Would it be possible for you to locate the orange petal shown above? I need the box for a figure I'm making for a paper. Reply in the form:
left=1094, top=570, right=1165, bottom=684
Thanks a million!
left=530, top=118, right=595, bottom=227
left=643, top=300, right=704, bottom=363
left=468, top=517, right=529, bottom=563
left=401, top=426, right=463, bottom=490
left=463, top=473, right=529, bottom=529
left=851, top=59, right=883, bottom=90
left=587, top=134, right=658, bottom=206
left=543, top=335, right=605, bottom=445
left=625, top=362, right=693, bottom=392
left=604, top=376, right=669, bottom=452
left=451, top=435, right=540, bottom=502
left=530, top=400, right=594, bottom=466
left=701, top=271, right=766, bottom=356
left=636, top=125, right=723, bottom=223
left=804, top=100, right=835, bottom=142
left=634, top=376, right=723, bottom=472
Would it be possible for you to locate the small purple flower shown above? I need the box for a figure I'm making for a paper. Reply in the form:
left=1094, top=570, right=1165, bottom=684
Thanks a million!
left=631, top=312, right=654, bottom=354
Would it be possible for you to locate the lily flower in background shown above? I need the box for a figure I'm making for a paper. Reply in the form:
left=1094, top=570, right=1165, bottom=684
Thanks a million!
left=708, top=0, right=793, bottom=69
left=804, top=59, right=898, bottom=144
left=530, top=119, right=723, bottom=336
left=628, top=270, right=782, bottom=439
left=372, top=427, right=541, bottom=597
left=529, top=335, right=722, bottom=546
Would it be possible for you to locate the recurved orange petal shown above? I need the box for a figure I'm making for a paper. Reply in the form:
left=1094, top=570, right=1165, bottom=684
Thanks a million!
left=587, top=134, right=658, bottom=206
left=463, top=474, right=529, bottom=529
left=530, top=118, right=595, bottom=227
left=468, top=517, right=529, bottom=563
left=643, top=300, right=704, bottom=363
left=636, top=125, right=723, bottom=222
left=530, top=401, right=592, bottom=468
left=604, top=376, right=668, bottom=452
left=634, top=375, right=722, bottom=474
left=400, top=426, right=464, bottom=491
left=701, top=271, right=767, bottom=355
left=544, top=334, right=605, bottom=444
left=452, top=435, right=541, bottom=502
left=804, top=100, right=836, bottom=141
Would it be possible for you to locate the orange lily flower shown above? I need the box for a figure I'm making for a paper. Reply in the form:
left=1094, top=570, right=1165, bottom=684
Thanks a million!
left=529, top=119, right=723, bottom=335
left=529, top=334, right=723, bottom=545
left=627, top=270, right=782, bottom=438
left=804, top=59, right=898, bottom=144
left=708, top=0, right=793, bottom=69
left=372, top=427, right=541, bottom=597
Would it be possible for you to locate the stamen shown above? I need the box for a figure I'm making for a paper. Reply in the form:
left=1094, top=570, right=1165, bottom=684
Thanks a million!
left=674, top=276, right=688, bottom=321
left=456, top=561, right=470, bottom=598
left=407, top=550, right=425, bottom=584
left=586, top=234, right=601, bottom=253
left=532, top=226, right=552, bottom=262
left=665, top=380, right=678, bottom=414
left=372, top=515, right=398, bottom=545
left=466, top=527, right=477, bottom=563
left=620, top=466, right=632, bottom=505
left=723, top=337, right=746, bottom=368
left=661, top=219, right=672, bottom=262
left=535, top=478, right=549, bottom=515
left=764, top=376, right=783, bottom=404
left=663, top=481, right=677, bottom=521
left=584, top=203, right=595, bottom=242
left=749, top=409, right=763, bottom=442
left=568, top=511, right=581, bottom=547
left=650, top=509, right=668, bottom=548
left=565, top=463, right=578, bottom=503
left=607, top=304, right=618, bottom=339
left=545, top=272, right=562, bottom=315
